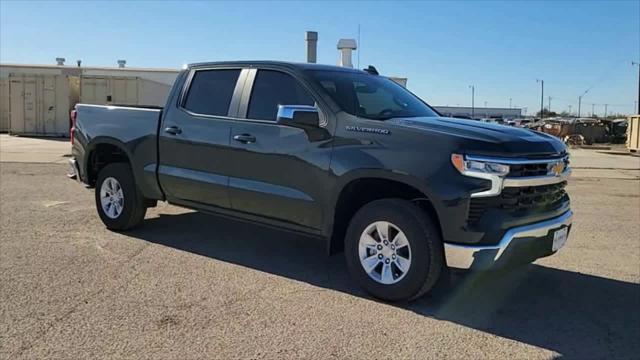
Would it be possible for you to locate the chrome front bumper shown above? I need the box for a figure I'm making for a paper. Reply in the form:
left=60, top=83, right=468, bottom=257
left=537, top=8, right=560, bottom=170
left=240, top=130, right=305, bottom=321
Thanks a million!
left=444, top=210, right=573, bottom=270
left=67, top=158, right=81, bottom=182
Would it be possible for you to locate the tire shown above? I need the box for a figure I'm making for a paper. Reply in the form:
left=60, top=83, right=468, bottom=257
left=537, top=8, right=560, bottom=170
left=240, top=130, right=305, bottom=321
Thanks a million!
left=344, top=198, right=444, bottom=302
left=95, top=163, right=147, bottom=230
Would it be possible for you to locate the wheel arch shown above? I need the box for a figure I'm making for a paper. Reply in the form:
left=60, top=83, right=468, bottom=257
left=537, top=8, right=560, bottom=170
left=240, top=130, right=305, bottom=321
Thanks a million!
left=326, top=170, right=443, bottom=255
left=85, top=137, right=135, bottom=186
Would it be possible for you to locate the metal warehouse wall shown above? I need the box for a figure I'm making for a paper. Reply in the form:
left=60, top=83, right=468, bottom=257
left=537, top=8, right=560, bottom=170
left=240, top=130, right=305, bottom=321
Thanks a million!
left=434, top=106, right=523, bottom=119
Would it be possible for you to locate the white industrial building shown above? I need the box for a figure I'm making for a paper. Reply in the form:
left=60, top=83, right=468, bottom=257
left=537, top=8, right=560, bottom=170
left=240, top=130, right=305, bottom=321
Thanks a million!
left=434, top=106, right=523, bottom=120
left=0, top=61, right=178, bottom=136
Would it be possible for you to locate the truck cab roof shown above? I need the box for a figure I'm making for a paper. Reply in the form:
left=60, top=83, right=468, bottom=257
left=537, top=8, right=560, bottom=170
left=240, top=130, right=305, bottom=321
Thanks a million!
left=187, top=60, right=366, bottom=73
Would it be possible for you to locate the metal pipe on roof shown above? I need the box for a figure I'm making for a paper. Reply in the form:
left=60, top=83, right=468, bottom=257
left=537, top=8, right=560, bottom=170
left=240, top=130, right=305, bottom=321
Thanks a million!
left=337, top=39, right=357, bottom=68
left=305, top=31, right=318, bottom=64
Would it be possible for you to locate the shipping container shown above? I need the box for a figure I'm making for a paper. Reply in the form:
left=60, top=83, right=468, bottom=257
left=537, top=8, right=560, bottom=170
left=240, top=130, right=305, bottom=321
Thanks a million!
left=80, top=76, right=171, bottom=107
left=627, top=115, right=640, bottom=152
left=0, top=78, right=9, bottom=132
left=8, top=74, right=76, bottom=137
left=80, top=76, right=138, bottom=105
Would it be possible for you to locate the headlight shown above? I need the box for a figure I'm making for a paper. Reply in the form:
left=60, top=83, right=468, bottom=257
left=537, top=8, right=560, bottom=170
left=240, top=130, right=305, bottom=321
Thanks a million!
left=451, top=154, right=510, bottom=176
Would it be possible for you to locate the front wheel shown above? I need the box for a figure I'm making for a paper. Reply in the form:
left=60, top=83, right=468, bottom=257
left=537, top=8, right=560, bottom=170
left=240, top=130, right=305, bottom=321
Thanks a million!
left=344, top=199, right=444, bottom=302
left=95, top=163, right=147, bottom=230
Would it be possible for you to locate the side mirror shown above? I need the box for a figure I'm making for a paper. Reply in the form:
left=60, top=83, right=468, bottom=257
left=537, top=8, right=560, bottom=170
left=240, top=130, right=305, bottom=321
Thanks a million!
left=277, top=105, right=320, bottom=128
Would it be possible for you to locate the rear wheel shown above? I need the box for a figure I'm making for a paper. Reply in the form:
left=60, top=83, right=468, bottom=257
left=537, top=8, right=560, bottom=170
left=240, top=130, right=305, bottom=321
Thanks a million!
left=95, top=163, right=146, bottom=230
left=344, top=199, right=444, bottom=302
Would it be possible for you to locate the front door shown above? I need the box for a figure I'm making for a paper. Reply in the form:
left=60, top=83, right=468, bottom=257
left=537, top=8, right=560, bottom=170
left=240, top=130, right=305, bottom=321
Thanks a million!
left=226, top=69, right=333, bottom=231
left=158, top=68, right=246, bottom=209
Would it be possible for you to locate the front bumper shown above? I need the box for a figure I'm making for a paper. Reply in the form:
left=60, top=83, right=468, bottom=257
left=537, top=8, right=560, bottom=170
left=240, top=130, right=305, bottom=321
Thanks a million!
left=67, top=158, right=81, bottom=182
left=444, top=210, right=572, bottom=270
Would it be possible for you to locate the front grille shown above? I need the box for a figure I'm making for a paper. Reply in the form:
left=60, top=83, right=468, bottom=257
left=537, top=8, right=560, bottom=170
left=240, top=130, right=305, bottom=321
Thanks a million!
left=507, top=157, right=569, bottom=178
left=467, top=181, right=568, bottom=224
left=508, top=163, right=549, bottom=177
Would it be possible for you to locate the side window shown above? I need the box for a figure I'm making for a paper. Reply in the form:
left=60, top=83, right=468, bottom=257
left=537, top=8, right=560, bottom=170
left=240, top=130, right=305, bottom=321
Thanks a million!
left=247, top=70, right=315, bottom=121
left=183, top=69, right=240, bottom=116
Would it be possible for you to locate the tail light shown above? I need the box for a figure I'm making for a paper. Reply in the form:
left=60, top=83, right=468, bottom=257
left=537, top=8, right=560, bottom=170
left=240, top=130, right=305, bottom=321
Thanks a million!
left=70, top=109, right=77, bottom=145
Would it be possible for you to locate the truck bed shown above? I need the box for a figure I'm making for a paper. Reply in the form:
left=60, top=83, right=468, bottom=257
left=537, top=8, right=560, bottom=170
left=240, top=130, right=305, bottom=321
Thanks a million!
left=72, top=103, right=164, bottom=200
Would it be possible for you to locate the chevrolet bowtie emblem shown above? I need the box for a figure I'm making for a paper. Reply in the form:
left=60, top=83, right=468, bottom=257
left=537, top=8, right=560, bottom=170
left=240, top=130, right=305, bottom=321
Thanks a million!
left=550, top=162, right=565, bottom=177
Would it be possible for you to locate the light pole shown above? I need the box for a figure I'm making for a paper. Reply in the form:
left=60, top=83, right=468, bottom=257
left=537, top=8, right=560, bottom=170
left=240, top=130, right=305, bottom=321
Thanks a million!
left=509, top=97, right=512, bottom=108
left=536, top=79, right=544, bottom=119
left=568, top=105, right=572, bottom=116
left=604, top=104, right=608, bottom=119
left=548, top=96, right=552, bottom=114
left=577, top=87, right=590, bottom=118
left=591, top=103, right=595, bottom=118
left=469, top=85, right=475, bottom=118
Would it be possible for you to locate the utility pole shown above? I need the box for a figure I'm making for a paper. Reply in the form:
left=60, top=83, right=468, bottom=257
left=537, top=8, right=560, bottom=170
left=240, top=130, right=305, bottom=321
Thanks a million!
left=568, top=105, right=572, bottom=116
left=591, top=103, right=595, bottom=118
left=548, top=96, right=552, bottom=114
left=509, top=97, right=512, bottom=108
left=633, top=62, right=640, bottom=114
left=536, top=79, right=544, bottom=119
left=578, top=96, right=582, bottom=118
left=604, top=104, right=608, bottom=119
left=469, top=85, right=475, bottom=118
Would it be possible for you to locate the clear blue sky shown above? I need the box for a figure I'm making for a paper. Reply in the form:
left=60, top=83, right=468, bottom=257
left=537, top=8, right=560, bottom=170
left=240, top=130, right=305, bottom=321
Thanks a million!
left=1, top=0, right=638, bottom=115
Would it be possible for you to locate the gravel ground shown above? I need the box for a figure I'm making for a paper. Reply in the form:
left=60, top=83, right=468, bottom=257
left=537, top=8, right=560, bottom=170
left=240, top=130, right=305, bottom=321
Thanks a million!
left=0, top=156, right=639, bottom=359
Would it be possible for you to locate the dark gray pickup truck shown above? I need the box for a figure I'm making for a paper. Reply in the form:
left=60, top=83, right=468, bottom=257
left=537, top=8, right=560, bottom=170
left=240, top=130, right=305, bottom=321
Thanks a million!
left=69, top=61, right=572, bottom=301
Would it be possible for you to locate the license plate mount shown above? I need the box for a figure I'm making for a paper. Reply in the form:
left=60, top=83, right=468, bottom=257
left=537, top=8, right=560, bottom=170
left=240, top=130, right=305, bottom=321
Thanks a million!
left=552, top=227, right=568, bottom=252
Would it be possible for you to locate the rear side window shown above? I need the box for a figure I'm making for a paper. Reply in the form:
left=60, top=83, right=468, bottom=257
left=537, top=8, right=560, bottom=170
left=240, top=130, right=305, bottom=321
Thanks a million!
left=183, top=69, right=240, bottom=116
left=247, top=70, right=314, bottom=121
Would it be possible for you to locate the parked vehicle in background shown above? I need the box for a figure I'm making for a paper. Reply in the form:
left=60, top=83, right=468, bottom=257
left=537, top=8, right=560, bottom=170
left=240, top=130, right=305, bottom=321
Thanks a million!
left=508, top=118, right=533, bottom=127
left=601, top=119, right=629, bottom=144
left=69, top=61, right=573, bottom=302
left=527, top=118, right=618, bottom=145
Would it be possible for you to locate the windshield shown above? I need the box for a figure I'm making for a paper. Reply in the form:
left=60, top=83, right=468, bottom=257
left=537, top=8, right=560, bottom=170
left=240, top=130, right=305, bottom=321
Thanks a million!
left=306, top=70, right=439, bottom=120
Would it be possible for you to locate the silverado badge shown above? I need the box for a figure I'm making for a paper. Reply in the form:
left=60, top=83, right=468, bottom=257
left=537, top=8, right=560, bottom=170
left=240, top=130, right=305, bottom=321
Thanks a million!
left=345, top=125, right=390, bottom=135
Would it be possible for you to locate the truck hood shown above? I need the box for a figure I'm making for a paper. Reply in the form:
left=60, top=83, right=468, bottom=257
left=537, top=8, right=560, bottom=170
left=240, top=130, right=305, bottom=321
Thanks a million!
left=387, top=116, right=566, bottom=157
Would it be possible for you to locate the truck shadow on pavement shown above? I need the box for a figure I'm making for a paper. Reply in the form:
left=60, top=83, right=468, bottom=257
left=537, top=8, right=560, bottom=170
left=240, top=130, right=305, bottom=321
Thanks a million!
left=129, top=211, right=639, bottom=359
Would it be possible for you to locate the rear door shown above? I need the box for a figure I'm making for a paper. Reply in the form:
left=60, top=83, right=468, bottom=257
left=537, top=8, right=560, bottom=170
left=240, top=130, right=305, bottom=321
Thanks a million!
left=226, top=68, right=333, bottom=231
left=158, top=67, right=246, bottom=209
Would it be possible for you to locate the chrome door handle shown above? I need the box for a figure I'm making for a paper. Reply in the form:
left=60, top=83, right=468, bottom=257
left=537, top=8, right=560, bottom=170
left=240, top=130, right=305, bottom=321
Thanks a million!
left=165, top=126, right=182, bottom=135
left=233, top=134, right=256, bottom=144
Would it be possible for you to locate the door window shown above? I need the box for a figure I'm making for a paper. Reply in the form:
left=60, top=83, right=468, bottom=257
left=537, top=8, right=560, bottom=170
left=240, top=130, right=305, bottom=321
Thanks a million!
left=183, top=69, right=240, bottom=116
left=247, top=70, right=314, bottom=121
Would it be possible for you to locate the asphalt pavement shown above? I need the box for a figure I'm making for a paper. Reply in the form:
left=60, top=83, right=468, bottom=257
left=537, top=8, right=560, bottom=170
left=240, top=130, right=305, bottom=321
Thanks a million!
left=0, top=136, right=638, bottom=359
